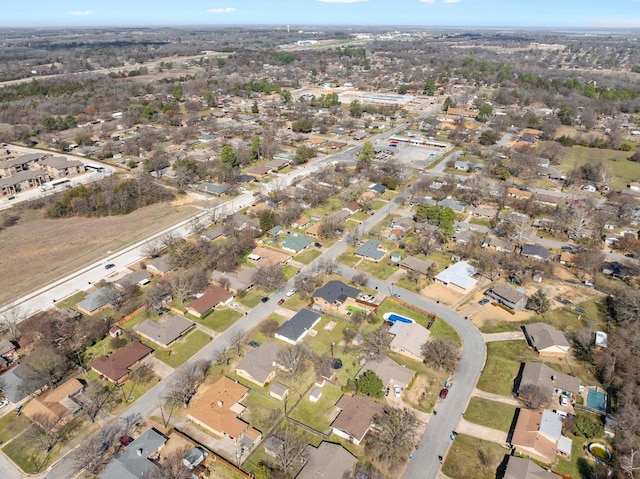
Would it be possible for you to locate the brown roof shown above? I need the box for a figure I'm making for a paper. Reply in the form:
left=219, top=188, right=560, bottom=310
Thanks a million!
left=252, top=246, right=291, bottom=265
left=293, top=216, right=310, bottom=227
left=511, top=409, right=557, bottom=463
left=305, top=222, right=323, bottom=236
left=23, top=378, right=84, bottom=424
left=331, top=395, right=385, bottom=442
left=344, top=201, right=360, bottom=213
left=186, top=285, right=233, bottom=316
left=187, top=377, right=249, bottom=438
left=246, top=165, right=271, bottom=176
left=89, top=342, right=153, bottom=383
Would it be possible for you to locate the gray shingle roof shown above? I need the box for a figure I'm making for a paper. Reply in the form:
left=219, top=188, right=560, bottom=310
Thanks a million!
left=235, top=342, right=282, bottom=384
left=517, top=362, right=580, bottom=398
left=524, top=323, right=570, bottom=352
left=99, top=428, right=167, bottom=479
left=521, top=244, right=550, bottom=260
left=76, top=287, right=113, bottom=313
left=275, top=309, right=321, bottom=344
left=312, top=280, right=360, bottom=304
left=133, top=316, right=194, bottom=347
left=355, top=240, right=385, bottom=260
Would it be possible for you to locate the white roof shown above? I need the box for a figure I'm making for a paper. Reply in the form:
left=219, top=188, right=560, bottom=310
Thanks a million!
left=539, top=409, right=562, bottom=440
left=434, top=261, right=477, bottom=290
left=558, top=435, right=573, bottom=456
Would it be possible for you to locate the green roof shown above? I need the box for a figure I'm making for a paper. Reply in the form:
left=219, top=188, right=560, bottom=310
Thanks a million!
left=282, top=235, right=314, bottom=253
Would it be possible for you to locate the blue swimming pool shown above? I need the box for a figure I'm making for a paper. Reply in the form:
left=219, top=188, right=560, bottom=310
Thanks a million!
left=383, top=312, right=415, bottom=324
left=587, top=389, right=607, bottom=413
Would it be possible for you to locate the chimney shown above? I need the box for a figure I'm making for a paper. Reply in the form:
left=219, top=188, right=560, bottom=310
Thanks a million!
left=551, top=375, right=556, bottom=382
left=137, top=448, right=143, bottom=456
left=217, top=400, right=224, bottom=408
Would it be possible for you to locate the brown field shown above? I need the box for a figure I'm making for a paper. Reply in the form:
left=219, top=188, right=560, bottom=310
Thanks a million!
left=0, top=198, right=200, bottom=306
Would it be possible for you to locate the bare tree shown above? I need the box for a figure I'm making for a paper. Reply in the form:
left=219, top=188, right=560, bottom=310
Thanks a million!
left=351, top=272, right=368, bottom=287
left=518, top=384, right=548, bottom=409
left=27, top=413, right=69, bottom=453
left=142, top=239, right=164, bottom=259
left=273, top=426, right=307, bottom=475
left=294, top=273, right=323, bottom=299
left=365, top=407, right=419, bottom=471
left=277, top=344, right=310, bottom=380
left=164, top=360, right=209, bottom=408
left=0, top=304, right=24, bottom=341
left=255, top=263, right=285, bottom=292
left=316, top=258, right=337, bottom=275
left=363, top=328, right=390, bottom=356
left=229, top=328, right=246, bottom=356
left=421, top=339, right=460, bottom=371
left=141, top=447, right=192, bottom=479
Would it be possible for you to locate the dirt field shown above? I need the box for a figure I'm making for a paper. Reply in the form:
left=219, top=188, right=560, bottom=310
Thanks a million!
left=0, top=198, right=200, bottom=306
left=420, top=282, right=463, bottom=305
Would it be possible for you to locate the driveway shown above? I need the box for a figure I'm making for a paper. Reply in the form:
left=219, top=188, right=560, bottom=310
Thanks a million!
left=482, top=331, right=526, bottom=342
left=455, top=418, right=508, bottom=445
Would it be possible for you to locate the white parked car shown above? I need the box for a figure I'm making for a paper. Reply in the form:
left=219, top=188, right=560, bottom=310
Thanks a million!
left=559, top=395, right=569, bottom=406
left=394, top=385, right=401, bottom=397
left=0, top=400, right=9, bottom=409
left=286, top=288, right=297, bottom=297
left=229, top=302, right=238, bottom=309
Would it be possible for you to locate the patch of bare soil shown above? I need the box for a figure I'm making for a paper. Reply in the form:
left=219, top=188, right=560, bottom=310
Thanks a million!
left=0, top=201, right=199, bottom=306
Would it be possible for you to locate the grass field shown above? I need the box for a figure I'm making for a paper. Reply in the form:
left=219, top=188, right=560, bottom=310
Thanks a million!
left=442, top=434, right=508, bottom=479
left=295, top=249, right=321, bottom=265
left=197, top=308, right=242, bottom=332
left=0, top=199, right=200, bottom=306
left=476, top=341, right=535, bottom=396
left=289, top=382, right=343, bottom=433
left=155, top=330, right=212, bottom=367
left=0, top=413, right=30, bottom=443
left=464, top=398, right=517, bottom=433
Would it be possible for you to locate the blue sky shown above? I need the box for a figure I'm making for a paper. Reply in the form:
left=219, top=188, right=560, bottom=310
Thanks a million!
left=3, top=0, right=640, bottom=28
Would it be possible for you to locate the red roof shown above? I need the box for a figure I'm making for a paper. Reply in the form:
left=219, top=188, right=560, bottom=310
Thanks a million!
left=89, top=341, right=153, bottom=383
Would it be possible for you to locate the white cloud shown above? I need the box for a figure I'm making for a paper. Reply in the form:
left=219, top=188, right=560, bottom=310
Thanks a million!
left=317, top=0, right=367, bottom=3
left=207, top=7, right=235, bottom=13
left=66, top=10, right=93, bottom=16
left=444, top=0, right=463, bottom=3
left=420, top=0, right=436, bottom=3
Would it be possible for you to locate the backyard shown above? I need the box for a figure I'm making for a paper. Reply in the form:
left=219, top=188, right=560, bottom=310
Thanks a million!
left=476, top=340, right=535, bottom=396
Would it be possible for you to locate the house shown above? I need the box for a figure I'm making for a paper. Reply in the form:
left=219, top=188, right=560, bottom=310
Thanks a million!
left=454, top=160, right=473, bottom=171
left=251, top=246, right=291, bottom=265
left=356, top=355, right=415, bottom=389
left=22, top=378, right=84, bottom=427
left=76, top=287, right=114, bottom=315
left=292, top=217, right=310, bottom=229
left=275, top=309, right=321, bottom=345
left=0, top=170, right=50, bottom=196
left=0, top=363, right=46, bottom=404
left=369, top=183, right=387, bottom=194
left=559, top=252, right=576, bottom=266
left=89, top=341, right=153, bottom=384
left=437, top=198, right=466, bottom=213
left=389, top=228, right=404, bottom=241
left=265, top=158, right=290, bottom=170
left=503, top=455, right=558, bottom=479
left=36, top=156, right=85, bottom=178
left=331, top=394, right=385, bottom=445
left=201, top=225, right=227, bottom=242
left=264, top=435, right=285, bottom=458
left=269, top=382, right=289, bottom=401
left=99, top=428, right=168, bottom=479
left=481, top=236, right=515, bottom=252
left=298, top=442, right=357, bottom=479
left=246, top=164, right=271, bottom=179
left=507, top=187, right=534, bottom=200
left=198, top=183, right=230, bottom=196
left=281, top=234, right=314, bottom=254
left=113, top=270, right=152, bottom=291
left=329, top=209, right=350, bottom=224
left=512, top=408, right=573, bottom=464
left=312, top=280, right=360, bottom=310
left=389, top=323, right=431, bottom=360
left=516, top=362, right=581, bottom=403
left=453, top=230, right=476, bottom=245
left=210, top=265, right=257, bottom=293
left=390, top=217, right=414, bottom=231
left=305, top=222, right=323, bottom=238
left=182, top=447, right=208, bottom=469
left=485, top=283, right=528, bottom=311
left=472, top=205, right=497, bottom=219
left=399, top=256, right=435, bottom=276
left=0, top=153, right=48, bottom=176
left=521, top=244, right=550, bottom=261
left=343, top=201, right=361, bottom=214
left=235, top=342, right=283, bottom=386
left=534, top=194, right=559, bottom=207
left=355, top=240, right=386, bottom=262
left=147, top=255, right=173, bottom=276
left=0, top=339, right=17, bottom=366
left=186, top=377, right=249, bottom=441
left=523, top=323, right=570, bottom=357
left=133, top=316, right=194, bottom=347
left=434, top=261, right=478, bottom=292
left=185, top=285, right=234, bottom=318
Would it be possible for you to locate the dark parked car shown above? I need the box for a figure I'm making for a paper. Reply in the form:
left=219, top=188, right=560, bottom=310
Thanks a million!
left=105, top=263, right=116, bottom=270
left=248, top=341, right=260, bottom=348
left=478, top=298, right=490, bottom=305
left=261, top=297, right=269, bottom=303
left=119, top=436, right=133, bottom=446
left=439, top=388, right=449, bottom=399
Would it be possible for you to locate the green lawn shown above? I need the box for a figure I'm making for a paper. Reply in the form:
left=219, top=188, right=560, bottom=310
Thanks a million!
left=442, top=433, right=508, bottom=479
left=337, top=247, right=360, bottom=267
left=84, top=335, right=131, bottom=363
left=476, top=341, right=535, bottom=396
left=119, top=310, right=151, bottom=330
left=155, top=330, right=211, bottom=367
left=3, top=435, right=60, bottom=474
left=371, top=199, right=387, bottom=211
left=429, top=317, right=462, bottom=346
left=295, top=249, right=321, bottom=265
left=351, top=211, right=370, bottom=222
left=464, top=398, right=517, bottom=433
left=283, top=264, right=299, bottom=280
left=247, top=313, right=288, bottom=345
left=197, top=308, right=242, bottom=332
left=0, top=413, right=30, bottom=443
left=552, top=433, right=591, bottom=479
left=426, top=251, right=452, bottom=270
left=241, top=390, right=284, bottom=432
left=356, top=260, right=397, bottom=280
left=289, top=383, right=343, bottom=434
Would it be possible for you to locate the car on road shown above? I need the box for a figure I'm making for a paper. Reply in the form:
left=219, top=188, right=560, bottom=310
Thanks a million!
left=478, top=298, right=490, bottom=305
left=0, top=399, right=9, bottom=409
left=469, top=226, right=478, bottom=231
left=439, top=388, right=449, bottom=399
left=248, top=341, right=260, bottom=348
left=277, top=298, right=285, bottom=305
left=104, top=263, right=116, bottom=270
left=261, top=297, right=269, bottom=303
left=286, top=288, right=297, bottom=297
left=392, top=293, right=401, bottom=299
left=394, top=385, right=401, bottom=397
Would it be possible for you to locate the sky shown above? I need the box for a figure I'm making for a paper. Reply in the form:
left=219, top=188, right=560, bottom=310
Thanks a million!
left=2, top=0, right=640, bottom=29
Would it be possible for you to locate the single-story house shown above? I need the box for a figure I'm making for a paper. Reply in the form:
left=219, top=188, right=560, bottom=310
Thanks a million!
left=369, top=183, right=387, bottom=194
left=434, top=261, right=477, bottom=292
left=265, top=158, right=290, bottom=170
left=146, top=255, right=173, bottom=276
left=472, top=205, right=497, bottom=219
left=507, top=187, right=534, bottom=200
left=210, top=265, right=257, bottom=293
left=76, top=287, right=114, bottom=315
left=185, top=285, right=234, bottom=318
left=305, top=222, right=323, bottom=238
left=22, top=378, right=84, bottom=427
left=485, top=283, right=528, bottom=311
left=356, top=355, right=415, bottom=389
left=534, top=193, right=559, bottom=207
left=133, top=316, right=194, bottom=347
left=453, top=230, right=476, bottom=245
left=298, top=442, right=357, bottom=479
left=390, top=217, right=413, bottom=231
left=292, top=217, right=310, bottom=229
left=559, top=252, right=577, bottom=266
left=275, top=309, right=321, bottom=345
left=89, top=341, right=153, bottom=384
left=0, top=363, right=46, bottom=404
left=312, top=280, right=360, bottom=310
left=521, top=244, right=550, bottom=261
left=0, top=339, right=17, bottom=363
left=343, top=201, right=361, bottom=214
left=99, top=428, right=168, bottom=479
left=281, top=234, right=314, bottom=254
left=523, top=323, right=570, bottom=357
left=186, top=377, right=249, bottom=441
left=113, top=270, right=152, bottom=291
left=503, top=455, right=558, bottom=479
left=235, top=342, right=283, bottom=387
left=481, top=236, right=515, bottom=252
left=246, top=164, right=272, bottom=179
left=516, top=362, right=581, bottom=403
left=389, top=228, right=404, bottom=241
left=251, top=246, right=291, bottom=265
left=331, top=394, right=385, bottom=446
left=437, top=198, right=466, bottom=212
left=454, top=160, right=473, bottom=171
left=201, top=225, right=227, bottom=242
left=198, top=182, right=230, bottom=196
left=355, top=240, right=386, bottom=262
left=389, top=323, right=431, bottom=360
left=512, top=408, right=572, bottom=464
left=399, top=256, right=435, bottom=276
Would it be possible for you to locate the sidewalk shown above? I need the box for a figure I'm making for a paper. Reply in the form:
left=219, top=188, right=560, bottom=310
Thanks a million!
left=471, top=388, right=520, bottom=407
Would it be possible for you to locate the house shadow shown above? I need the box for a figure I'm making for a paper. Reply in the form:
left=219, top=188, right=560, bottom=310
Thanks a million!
left=506, top=407, right=520, bottom=445
left=495, top=454, right=511, bottom=479
left=512, top=362, right=525, bottom=396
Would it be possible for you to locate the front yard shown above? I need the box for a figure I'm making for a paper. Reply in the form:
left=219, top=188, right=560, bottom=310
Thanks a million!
left=442, top=433, right=508, bottom=479
left=154, top=330, right=212, bottom=367
left=476, top=341, right=534, bottom=396
left=464, top=398, right=517, bottom=433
